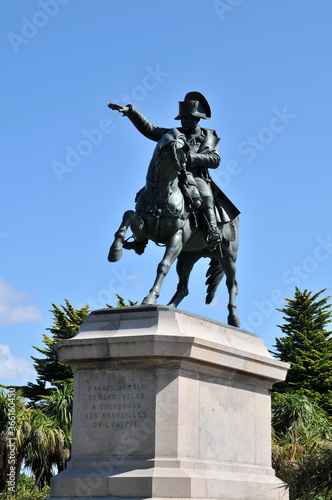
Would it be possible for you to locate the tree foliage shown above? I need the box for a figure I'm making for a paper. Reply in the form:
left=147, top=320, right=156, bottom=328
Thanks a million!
left=0, top=389, right=68, bottom=493
left=106, top=295, right=137, bottom=308
left=293, top=444, right=332, bottom=499
left=272, top=287, right=332, bottom=415
left=22, top=300, right=90, bottom=403
left=0, top=474, right=49, bottom=499
left=0, top=296, right=137, bottom=493
left=22, top=296, right=137, bottom=403
left=272, top=392, right=332, bottom=500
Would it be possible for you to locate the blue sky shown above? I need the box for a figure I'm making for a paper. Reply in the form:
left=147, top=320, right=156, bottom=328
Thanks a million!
left=1, top=0, right=332, bottom=386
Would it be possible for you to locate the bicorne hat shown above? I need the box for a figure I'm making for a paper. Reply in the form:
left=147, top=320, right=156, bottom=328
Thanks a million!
left=175, top=91, right=211, bottom=120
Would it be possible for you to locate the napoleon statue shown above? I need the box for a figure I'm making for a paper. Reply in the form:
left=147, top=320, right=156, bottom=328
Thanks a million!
left=108, top=92, right=239, bottom=253
left=107, top=92, right=240, bottom=326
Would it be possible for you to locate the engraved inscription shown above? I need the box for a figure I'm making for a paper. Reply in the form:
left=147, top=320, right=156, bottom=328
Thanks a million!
left=84, top=381, right=149, bottom=429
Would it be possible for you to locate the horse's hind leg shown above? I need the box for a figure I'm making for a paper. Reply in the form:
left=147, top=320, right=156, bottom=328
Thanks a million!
left=222, top=244, right=240, bottom=327
left=168, top=252, right=200, bottom=308
left=108, top=210, right=143, bottom=262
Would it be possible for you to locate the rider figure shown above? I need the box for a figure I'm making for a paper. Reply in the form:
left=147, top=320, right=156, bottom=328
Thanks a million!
left=108, top=92, right=223, bottom=251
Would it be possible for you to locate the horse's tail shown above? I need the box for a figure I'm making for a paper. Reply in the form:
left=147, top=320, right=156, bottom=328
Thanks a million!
left=205, top=258, right=224, bottom=304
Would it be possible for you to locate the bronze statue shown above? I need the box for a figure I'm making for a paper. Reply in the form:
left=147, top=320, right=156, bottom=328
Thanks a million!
left=107, top=92, right=240, bottom=327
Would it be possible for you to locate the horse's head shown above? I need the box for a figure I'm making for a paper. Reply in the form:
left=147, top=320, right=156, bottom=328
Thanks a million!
left=143, top=128, right=189, bottom=210
left=154, top=128, right=189, bottom=181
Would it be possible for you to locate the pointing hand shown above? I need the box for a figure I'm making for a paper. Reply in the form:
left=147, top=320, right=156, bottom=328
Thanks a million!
left=107, top=103, right=130, bottom=115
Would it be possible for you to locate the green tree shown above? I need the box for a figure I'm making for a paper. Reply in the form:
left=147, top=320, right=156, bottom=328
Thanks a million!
left=272, top=288, right=332, bottom=415
left=1, top=297, right=136, bottom=492
left=0, top=473, right=49, bottom=499
left=294, top=444, right=332, bottom=499
left=106, top=296, right=137, bottom=308
left=41, top=383, right=73, bottom=436
left=22, top=296, right=137, bottom=403
left=22, top=300, right=90, bottom=403
left=23, top=407, right=67, bottom=488
left=0, top=390, right=66, bottom=493
left=40, top=383, right=73, bottom=473
left=272, top=392, right=332, bottom=500
left=0, top=389, right=31, bottom=492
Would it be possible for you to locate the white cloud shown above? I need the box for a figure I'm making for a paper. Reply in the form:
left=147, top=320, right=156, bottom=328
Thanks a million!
left=0, top=344, right=34, bottom=381
left=0, top=278, right=43, bottom=324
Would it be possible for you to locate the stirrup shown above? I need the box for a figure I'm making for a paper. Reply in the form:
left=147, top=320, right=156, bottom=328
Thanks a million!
left=206, top=229, right=221, bottom=252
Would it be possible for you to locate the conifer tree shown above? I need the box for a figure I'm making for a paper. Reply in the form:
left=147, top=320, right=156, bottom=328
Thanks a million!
left=272, top=288, right=332, bottom=415
left=22, top=296, right=137, bottom=404
left=22, top=300, right=90, bottom=403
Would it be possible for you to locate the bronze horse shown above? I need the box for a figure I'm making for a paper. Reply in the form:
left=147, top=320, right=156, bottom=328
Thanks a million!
left=108, top=128, right=240, bottom=327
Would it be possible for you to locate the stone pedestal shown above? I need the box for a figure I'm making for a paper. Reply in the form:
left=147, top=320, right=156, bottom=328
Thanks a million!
left=49, top=306, right=289, bottom=500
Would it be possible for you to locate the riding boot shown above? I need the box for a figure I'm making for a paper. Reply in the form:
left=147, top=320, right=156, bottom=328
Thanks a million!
left=202, top=201, right=221, bottom=251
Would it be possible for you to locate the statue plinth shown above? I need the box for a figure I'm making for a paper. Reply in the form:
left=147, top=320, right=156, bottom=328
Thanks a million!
left=49, top=306, right=289, bottom=500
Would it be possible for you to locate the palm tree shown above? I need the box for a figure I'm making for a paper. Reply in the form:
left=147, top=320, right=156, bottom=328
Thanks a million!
left=272, top=392, right=332, bottom=500
left=40, top=383, right=73, bottom=472
left=24, top=407, right=67, bottom=488
left=0, top=388, right=69, bottom=492
left=0, top=389, right=32, bottom=493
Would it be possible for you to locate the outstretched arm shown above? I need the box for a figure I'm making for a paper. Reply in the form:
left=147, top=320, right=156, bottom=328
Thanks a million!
left=107, top=103, right=168, bottom=142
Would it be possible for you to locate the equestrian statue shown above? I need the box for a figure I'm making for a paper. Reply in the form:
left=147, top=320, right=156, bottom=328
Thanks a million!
left=107, top=92, right=241, bottom=327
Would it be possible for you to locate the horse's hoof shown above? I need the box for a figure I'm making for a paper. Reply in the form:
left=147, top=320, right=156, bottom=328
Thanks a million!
left=142, top=295, right=157, bottom=305
left=108, top=245, right=122, bottom=262
left=228, top=314, right=241, bottom=328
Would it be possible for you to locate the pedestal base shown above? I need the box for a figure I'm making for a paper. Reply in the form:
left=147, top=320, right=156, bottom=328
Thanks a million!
left=49, top=306, right=289, bottom=500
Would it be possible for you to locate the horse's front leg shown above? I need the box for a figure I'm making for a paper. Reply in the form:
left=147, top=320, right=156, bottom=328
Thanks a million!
left=142, top=230, right=184, bottom=305
left=108, top=210, right=143, bottom=262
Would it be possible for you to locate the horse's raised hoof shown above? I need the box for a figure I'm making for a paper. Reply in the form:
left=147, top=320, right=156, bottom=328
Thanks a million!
left=228, top=313, right=241, bottom=328
left=108, top=243, right=122, bottom=262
